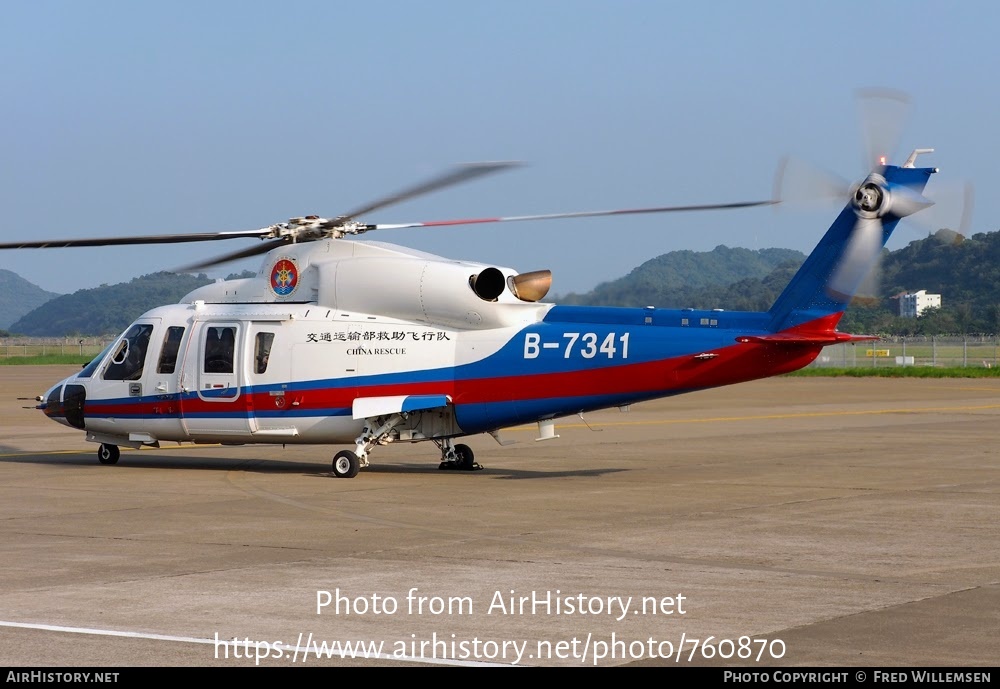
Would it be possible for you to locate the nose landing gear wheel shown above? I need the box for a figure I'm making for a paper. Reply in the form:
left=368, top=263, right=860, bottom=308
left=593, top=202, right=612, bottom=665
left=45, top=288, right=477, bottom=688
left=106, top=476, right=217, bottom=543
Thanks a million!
left=332, top=450, right=360, bottom=479
left=97, top=444, right=120, bottom=465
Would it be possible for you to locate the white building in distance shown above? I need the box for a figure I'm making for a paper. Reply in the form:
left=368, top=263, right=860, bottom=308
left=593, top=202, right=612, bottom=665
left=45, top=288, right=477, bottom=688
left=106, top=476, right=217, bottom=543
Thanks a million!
left=899, top=290, right=942, bottom=318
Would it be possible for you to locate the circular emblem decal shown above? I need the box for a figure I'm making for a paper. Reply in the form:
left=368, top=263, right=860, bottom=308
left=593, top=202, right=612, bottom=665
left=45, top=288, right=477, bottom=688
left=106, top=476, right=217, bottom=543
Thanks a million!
left=270, top=258, right=299, bottom=296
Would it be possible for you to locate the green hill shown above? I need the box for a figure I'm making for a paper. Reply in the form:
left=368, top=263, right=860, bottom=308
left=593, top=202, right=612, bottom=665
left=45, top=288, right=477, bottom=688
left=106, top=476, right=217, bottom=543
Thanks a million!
left=842, top=229, right=1000, bottom=334
left=558, top=229, right=1000, bottom=334
left=558, top=246, right=806, bottom=309
left=880, top=229, right=1000, bottom=307
left=0, top=269, right=60, bottom=329
left=8, top=271, right=252, bottom=336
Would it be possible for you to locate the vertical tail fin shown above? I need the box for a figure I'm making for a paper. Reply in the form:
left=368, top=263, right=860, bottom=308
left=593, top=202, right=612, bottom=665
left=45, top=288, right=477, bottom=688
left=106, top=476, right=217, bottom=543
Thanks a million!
left=767, top=163, right=935, bottom=334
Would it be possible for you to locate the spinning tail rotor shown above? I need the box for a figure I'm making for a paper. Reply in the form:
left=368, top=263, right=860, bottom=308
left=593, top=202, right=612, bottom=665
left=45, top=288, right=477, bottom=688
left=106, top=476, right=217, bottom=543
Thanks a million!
left=773, top=88, right=973, bottom=300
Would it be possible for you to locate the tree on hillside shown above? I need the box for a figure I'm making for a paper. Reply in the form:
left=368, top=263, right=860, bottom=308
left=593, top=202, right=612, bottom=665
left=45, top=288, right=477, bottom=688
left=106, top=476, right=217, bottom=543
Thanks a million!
left=9, top=272, right=216, bottom=336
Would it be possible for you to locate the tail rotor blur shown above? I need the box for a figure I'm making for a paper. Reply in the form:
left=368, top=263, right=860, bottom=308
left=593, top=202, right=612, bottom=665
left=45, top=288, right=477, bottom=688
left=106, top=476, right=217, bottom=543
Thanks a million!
left=857, top=87, right=911, bottom=171
left=773, top=89, right=973, bottom=301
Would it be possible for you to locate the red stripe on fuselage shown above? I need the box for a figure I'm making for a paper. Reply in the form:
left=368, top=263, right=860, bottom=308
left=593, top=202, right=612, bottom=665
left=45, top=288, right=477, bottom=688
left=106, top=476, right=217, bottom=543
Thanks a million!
left=453, top=338, right=819, bottom=406
left=83, top=337, right=821, bottom=419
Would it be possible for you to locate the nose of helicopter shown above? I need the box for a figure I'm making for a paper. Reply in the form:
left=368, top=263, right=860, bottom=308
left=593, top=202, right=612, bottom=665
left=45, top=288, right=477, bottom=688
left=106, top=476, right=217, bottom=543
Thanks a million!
left=39, top=380, right=87, bottom=430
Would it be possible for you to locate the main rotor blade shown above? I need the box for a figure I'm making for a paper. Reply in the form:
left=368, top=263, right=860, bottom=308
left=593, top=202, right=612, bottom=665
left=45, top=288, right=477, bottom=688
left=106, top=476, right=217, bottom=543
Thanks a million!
left=338, top=161, right=522, bottom=221
left=367, top=199, right=778, bottom=231
left=178, top=238, right=289, bottom=272
left=0, top=228, right=272, bottom=250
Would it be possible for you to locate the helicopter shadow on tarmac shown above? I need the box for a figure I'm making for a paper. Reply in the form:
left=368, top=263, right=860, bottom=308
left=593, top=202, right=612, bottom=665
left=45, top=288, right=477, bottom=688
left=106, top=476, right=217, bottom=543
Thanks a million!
left=0, top=448, right=627, bottom=480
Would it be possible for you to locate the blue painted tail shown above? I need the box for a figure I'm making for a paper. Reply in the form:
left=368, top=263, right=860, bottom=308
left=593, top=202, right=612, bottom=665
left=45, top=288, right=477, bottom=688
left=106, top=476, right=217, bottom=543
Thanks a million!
left=767, top=163, right=935, bottom=333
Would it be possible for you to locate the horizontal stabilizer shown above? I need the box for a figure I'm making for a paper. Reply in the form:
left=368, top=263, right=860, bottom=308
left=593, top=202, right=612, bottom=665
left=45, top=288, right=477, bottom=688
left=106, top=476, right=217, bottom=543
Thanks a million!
left=736, top=332, right=878, bottom=346
left=353, top=394, right=452, bottom=420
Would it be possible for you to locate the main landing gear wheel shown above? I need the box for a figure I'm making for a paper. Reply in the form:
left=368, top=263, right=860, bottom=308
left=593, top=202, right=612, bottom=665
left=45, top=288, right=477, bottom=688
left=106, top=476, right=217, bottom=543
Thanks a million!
left=97, top=444, right=120, bottom=465
left=455, top=443, right=476, bottom=470
left=439, top=443, right=481, bottom=471
left=332, top=450, right=360, bottom=479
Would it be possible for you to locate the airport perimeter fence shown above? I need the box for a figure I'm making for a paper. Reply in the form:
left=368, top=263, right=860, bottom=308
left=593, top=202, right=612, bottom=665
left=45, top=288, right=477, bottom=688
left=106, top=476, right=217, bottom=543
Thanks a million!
left=0, top=337, right=114, bottom=359
left=811, top=335, right=1000, bottom=369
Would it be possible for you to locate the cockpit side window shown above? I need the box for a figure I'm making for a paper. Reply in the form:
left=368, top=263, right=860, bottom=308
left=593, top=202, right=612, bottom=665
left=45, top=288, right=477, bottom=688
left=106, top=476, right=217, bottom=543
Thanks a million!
left=103, top=324, right=155, bottom=381
left=157, top=327, right=186, bottom=374
left=255, top=332, right=275, bottom=374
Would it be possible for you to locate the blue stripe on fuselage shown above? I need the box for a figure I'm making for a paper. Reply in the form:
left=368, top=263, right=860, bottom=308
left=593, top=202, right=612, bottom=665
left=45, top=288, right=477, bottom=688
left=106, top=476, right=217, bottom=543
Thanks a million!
left=82, top=307, right=774, bottom=417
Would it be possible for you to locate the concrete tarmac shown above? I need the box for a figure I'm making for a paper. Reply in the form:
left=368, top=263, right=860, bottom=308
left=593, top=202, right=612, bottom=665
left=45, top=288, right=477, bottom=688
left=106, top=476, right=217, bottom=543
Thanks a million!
left=1, top=366, right=997, bottom=667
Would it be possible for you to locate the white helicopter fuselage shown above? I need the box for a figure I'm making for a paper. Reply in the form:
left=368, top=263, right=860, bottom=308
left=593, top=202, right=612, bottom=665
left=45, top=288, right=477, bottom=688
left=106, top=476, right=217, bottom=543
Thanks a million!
left=42, top=238, right=555, bottom=450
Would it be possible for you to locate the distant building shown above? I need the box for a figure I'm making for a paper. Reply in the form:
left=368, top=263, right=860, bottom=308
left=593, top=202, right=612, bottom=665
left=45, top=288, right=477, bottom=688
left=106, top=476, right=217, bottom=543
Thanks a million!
left=889, top=291, right=907, bottom=313
left=899, top=290, right=942, bottom=318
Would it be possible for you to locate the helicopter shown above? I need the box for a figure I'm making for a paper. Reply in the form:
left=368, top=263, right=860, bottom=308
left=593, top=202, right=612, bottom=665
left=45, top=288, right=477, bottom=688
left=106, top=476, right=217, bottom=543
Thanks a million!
left=1, top=137, right=944, bottom=478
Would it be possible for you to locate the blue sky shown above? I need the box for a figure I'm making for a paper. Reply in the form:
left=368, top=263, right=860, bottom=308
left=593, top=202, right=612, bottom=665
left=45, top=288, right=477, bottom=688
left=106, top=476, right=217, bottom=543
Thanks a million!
left=2, top=1, right=996, bottom=296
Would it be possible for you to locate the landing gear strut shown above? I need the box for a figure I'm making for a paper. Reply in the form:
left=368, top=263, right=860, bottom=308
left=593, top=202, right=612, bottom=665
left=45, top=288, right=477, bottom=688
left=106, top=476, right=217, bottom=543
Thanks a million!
left=330, top=414, right=482, bottom=478
left=331, top=413, right=407, bottom=479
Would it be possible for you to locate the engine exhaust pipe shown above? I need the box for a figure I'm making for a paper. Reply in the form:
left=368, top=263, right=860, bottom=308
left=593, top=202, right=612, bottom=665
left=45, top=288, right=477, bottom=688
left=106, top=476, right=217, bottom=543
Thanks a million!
left=469, top=267, right=506, bottom=301
left=510, top=270, right=551, bottom=302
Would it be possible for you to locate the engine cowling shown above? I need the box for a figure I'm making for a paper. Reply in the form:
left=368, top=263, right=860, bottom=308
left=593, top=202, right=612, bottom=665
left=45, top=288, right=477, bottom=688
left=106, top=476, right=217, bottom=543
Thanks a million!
left=316, top=257, right=551, bottom=328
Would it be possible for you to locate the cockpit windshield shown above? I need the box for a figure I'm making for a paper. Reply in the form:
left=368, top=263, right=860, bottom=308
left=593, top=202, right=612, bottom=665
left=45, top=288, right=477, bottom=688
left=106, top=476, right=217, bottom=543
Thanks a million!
left=103, top=323, right=155, bottom=381
left=78, top=342, right=115, bottom=379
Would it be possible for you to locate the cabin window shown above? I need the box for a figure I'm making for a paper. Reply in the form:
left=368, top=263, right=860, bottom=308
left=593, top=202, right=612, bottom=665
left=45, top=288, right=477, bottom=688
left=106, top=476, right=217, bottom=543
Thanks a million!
left=103, top=324, right=155, bottom=381
left=157, top=327, right=186, bottom=374
left=204, top=326, right=236, bottom=373
left=255, top=332, right=275, bottom=374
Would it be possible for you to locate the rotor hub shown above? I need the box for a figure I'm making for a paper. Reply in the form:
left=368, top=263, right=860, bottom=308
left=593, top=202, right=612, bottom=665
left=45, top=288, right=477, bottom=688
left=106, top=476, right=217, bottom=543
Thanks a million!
left=851, top=175, right=888, bottom=219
